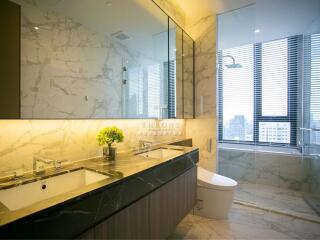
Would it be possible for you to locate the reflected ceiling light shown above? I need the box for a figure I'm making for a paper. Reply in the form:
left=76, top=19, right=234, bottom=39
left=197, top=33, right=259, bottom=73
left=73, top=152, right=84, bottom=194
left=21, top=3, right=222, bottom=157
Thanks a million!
left=33, top=26, right=39, bottom=30
left=255, top=29, right=260, bottom=33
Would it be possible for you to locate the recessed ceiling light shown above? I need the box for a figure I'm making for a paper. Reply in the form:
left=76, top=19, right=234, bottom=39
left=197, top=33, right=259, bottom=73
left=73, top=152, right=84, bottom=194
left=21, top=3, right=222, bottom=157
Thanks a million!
left=255, top=29, right=260, bottom=33
left=33, top=26, right=39, bottom=30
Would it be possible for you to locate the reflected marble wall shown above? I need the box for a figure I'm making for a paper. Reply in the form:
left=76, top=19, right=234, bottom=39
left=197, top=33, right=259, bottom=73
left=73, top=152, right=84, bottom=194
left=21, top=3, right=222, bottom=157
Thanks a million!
left=16, top=0, right=123, bottom=118
left=0, top=119, right=185, bottom=173
left=16, top=0, right=165, bottom=119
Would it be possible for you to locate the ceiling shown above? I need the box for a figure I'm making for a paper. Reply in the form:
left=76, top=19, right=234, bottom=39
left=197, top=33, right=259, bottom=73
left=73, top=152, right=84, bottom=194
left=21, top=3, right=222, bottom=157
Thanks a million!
left=176, top=0, right=255, bottom=23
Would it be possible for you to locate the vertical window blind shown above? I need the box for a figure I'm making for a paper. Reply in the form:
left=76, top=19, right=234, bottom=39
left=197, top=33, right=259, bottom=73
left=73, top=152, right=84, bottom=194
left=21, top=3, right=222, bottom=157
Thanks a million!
left=127, top=67, right=144, bottom=117
left=148, top=64, right=161, bottom=118
left=218, top=36, right=299, bottom=146
left=168, top=60, right=176, bottom=118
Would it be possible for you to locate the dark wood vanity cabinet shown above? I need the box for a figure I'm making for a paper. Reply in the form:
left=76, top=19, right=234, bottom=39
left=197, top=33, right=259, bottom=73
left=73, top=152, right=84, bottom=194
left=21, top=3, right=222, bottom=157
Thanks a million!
left=149, top=166, right=197, bottom=238
left=79, top=166, right=197, bottom=239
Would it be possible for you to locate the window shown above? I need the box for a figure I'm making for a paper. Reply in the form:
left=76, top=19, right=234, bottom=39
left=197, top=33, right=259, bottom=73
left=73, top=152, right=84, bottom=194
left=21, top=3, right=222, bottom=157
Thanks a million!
left=219, top=45, right=254, bottom=141
left=218, top=36, right=299, bottom=146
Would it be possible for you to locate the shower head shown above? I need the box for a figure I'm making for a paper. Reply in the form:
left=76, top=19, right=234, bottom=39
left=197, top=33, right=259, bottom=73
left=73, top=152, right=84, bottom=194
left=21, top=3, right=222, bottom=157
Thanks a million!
left=223, top=55, right=243, bottom=69
left=225, top=63, right=243, bottom=69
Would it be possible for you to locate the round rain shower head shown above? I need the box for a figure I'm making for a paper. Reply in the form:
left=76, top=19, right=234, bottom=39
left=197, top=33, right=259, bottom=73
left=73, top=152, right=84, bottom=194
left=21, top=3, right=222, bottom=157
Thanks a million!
left=223, top=55, right=243, bottom=69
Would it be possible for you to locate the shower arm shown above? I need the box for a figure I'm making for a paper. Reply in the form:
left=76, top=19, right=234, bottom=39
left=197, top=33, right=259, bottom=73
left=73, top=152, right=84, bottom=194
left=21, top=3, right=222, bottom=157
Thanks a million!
left=222, top=55, right=236, bottom=65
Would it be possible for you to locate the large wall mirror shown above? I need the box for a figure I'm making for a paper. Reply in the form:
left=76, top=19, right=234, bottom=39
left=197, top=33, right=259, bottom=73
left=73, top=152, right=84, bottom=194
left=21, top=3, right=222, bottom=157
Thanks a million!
left=0, top=0, right=194, bottom=119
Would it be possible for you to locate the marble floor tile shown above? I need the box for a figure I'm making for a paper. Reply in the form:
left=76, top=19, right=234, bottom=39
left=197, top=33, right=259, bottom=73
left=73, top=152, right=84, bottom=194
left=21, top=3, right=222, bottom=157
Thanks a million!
left=235, top=183, right=320, bottom=222
left=169, top=204, right=320, bottom=240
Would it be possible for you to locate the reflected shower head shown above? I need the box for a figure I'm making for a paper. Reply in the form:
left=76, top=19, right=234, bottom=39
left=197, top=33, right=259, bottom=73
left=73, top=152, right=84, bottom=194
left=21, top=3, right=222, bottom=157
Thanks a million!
left=223, top=55, right=243, bottom=69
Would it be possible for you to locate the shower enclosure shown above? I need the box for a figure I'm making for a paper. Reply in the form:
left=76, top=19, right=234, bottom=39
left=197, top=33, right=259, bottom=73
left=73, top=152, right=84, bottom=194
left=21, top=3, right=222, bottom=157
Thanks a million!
left=217, top=0, right=320, bottom=221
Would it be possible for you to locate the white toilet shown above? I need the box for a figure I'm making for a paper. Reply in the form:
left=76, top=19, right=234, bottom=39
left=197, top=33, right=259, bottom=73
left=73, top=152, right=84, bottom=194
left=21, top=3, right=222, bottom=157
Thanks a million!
left=194, top=167, right=238, bottom=219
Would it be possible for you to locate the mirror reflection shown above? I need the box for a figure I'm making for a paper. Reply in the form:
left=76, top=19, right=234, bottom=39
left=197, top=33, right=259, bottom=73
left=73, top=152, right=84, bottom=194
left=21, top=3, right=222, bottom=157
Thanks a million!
left=1, top=0, right=194, bottom=119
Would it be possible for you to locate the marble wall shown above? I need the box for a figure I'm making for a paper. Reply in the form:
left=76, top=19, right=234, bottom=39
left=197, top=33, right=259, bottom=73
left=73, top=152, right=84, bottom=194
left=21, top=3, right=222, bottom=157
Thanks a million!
left=309, top=155, right=320, bottom=197
left=304, top=145, right=320, bottom=213
left=153, top=0, right=186, bottom=28
left=218, top=148, right=311, bottom=192
left=183, top=34, right=194, bottom=119
left=0, top=0, right=189, bottom=174
left=185, top=15, right=217, bottom=172
left=0, top=119, right=185, bottom=173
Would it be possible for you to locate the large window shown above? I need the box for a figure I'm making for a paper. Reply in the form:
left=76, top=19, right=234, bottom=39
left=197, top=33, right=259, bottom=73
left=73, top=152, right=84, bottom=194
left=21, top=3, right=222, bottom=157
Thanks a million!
left=218, top=36, right=299, bottom=146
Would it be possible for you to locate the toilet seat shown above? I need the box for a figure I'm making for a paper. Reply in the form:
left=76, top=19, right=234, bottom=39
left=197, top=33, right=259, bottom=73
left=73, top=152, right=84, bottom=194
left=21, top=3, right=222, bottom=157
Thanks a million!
left=197, top=167, right=237, bottom=191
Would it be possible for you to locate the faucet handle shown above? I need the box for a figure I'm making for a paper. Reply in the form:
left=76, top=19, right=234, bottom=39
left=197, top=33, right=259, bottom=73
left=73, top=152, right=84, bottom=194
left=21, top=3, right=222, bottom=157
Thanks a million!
left=34, top=155, right=54, bottom=164
left=54, top=159, right=68, bottom=169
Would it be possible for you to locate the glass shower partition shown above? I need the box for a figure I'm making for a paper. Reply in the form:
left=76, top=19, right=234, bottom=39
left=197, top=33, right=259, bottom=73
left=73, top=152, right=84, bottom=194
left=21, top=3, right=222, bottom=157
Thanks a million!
left=217, top=0, right=320, bottom=220
left=216, top=3, right=257, bottom=205
left=302, top=32, right=320, bottom=216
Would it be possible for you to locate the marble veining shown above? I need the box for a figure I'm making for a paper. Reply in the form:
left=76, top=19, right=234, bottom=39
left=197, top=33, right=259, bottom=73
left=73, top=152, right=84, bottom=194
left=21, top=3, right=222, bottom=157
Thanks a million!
left=218, top=148, right=311, bottom=192
left=305, top=153, right=320, bottom=215
left=169, top=204, right=320, bottom=240
left=0, top=145, right=199, bottom=238
left=12, top=0, right=171, bottom=119
left=235, top=183, right=320, bottom=222
left=185, top=14, right=217, bottom=172
left=0, top=120, right=185, bottom=174
left=153, top=0, right=186, bottom=28
left=14, top=0, right=123, bottom=118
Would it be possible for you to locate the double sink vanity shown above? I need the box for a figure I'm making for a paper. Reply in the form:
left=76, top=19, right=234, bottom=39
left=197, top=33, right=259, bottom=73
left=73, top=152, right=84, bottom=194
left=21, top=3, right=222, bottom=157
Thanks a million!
left=0, top=139, right=199, bottom=239
left=0, top=0, right=198, bottom=238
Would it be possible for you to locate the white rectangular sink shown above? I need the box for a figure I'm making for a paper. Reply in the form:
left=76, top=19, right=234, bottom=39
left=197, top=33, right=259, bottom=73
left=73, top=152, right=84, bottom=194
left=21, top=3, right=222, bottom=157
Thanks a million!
left=138, top=148, right=183, bottom=159
left=0, top=169, right=109, bottom=211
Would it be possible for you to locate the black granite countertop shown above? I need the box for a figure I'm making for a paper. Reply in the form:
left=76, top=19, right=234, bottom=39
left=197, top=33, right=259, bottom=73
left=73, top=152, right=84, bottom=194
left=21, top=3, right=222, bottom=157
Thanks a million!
left=0, top=141, right=198, bottom=229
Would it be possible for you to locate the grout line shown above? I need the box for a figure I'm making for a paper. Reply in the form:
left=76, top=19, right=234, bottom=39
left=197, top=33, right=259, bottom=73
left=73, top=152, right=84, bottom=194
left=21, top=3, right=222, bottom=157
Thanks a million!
left=234, top=200, right=320, bottom=224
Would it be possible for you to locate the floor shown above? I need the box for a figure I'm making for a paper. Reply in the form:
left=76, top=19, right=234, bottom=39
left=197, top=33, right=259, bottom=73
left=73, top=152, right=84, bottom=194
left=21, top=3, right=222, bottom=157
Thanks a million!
left=235, top=183, right=320, bottom=222
left=169, top=204, right=320, bottom=240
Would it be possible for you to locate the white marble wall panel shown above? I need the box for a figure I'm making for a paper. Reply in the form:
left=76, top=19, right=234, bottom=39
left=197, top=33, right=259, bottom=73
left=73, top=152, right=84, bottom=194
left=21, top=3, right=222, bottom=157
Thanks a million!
left=185, top=15, right=217, bottom=172
left=0, top=119, right=185, bottom=173
left=218, top=148, right=311, bottom=192
left=153, top=0, right=186, bottom=28
left=183, top=35, right=194, bottom=119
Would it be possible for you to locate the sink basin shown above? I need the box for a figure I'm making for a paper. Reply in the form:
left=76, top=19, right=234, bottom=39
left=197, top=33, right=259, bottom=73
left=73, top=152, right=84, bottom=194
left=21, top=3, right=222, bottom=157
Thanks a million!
left=0, top=169, right=109, bottom=211
left=138, top=148, right=183, bottom=159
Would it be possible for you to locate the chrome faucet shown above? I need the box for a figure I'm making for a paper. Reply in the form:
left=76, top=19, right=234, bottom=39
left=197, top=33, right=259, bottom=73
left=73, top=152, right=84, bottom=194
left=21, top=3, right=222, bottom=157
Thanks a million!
left=139, top=140, right=153, bottom=151
left=33, top=155, right=68, bottom=175
left=33, top=155, right=54, bottom=175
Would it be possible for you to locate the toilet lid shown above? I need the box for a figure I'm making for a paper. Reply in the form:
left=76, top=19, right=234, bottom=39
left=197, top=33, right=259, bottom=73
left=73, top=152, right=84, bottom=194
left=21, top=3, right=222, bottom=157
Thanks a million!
left=198, top=167, right=238, bottom=190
